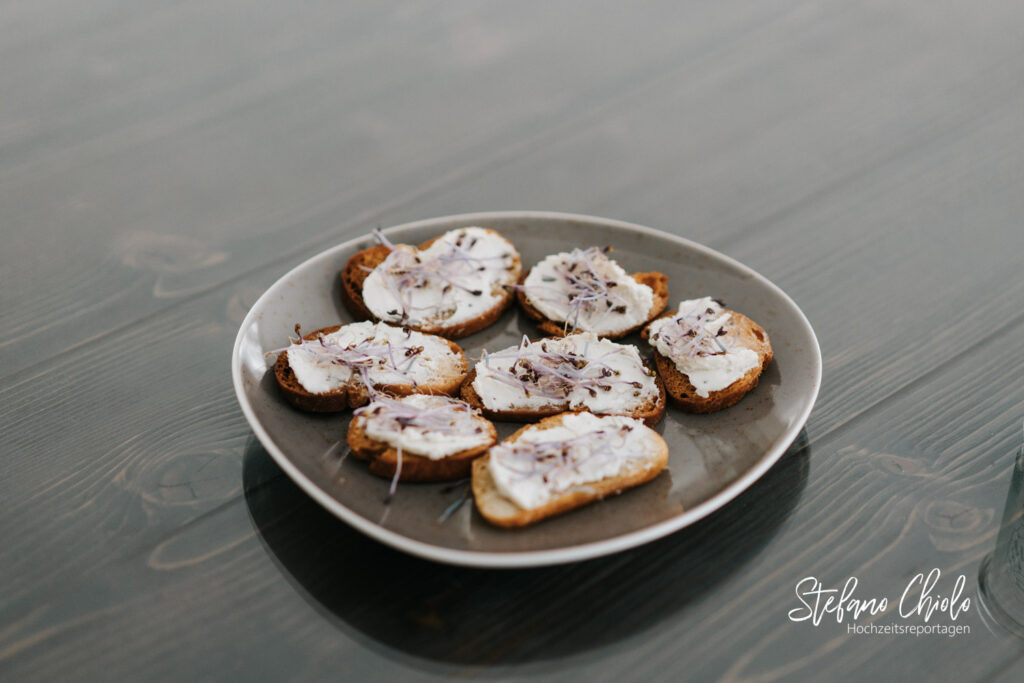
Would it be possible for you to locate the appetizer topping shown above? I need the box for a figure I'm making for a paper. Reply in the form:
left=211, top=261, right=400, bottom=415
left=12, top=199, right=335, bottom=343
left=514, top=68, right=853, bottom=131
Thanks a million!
left=647, top=297, right=760, bottom=397
left=278, top=321, right=462, bottom=396
left=472, top=332, right=659, bottom=413
left=354, top=394, right=494, bottom=461
left=489, top=413, right=660, bottom=509
left=362, top=227, right=520, bottom=328
left=515, top=246, right=654, bottom=336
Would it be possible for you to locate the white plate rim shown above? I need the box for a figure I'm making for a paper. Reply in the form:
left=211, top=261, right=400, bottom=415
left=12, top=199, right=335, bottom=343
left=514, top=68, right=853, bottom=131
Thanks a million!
left=231, top=210, right=822, bottom=568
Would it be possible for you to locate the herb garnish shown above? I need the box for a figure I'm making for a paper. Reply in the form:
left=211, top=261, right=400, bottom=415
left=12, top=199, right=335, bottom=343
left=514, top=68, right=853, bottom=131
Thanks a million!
left=366, top=229, right=513, bottom=323
left=511, top=246, right=636, bottom=332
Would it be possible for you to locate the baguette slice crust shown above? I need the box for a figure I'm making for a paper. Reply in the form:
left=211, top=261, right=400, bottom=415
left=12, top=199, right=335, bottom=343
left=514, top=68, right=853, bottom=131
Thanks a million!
left=340, top=229, right=522, bottom=339
left=274, top=324, right=467, bottom=412
left=516, top=269, right=669, bottom=340
left=340, top=244, right=392, bottom=322
left=347, top=401, right=497, bottom=482
left=643, top=310, right=773, bottom=413
left=472, top=412, right=669, bottom=528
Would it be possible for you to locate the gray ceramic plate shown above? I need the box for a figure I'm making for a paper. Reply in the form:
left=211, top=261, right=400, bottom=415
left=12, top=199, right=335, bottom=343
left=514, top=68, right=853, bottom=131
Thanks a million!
left=232, top=211, right=821, bottom=567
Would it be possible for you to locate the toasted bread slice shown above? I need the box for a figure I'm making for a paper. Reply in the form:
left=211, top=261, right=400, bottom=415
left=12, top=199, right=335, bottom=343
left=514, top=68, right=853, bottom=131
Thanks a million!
left=456, top=331, right=663, bottom=423
left=340, top=244, right=393, bottom=322
left=514, top=245, right=669, bottom=339
left=340, top=228, right=521, bottom=339
left=471, top=412, right=669, bottom=528
left=347, top=396, right=497, bottom=482
left=643, top=308, right=772, bottom=413
left=461, top=366, right=665, bottom=427
left=274, top=323, right=467, bottom=412
left=517, top=270, right=669, bottom=339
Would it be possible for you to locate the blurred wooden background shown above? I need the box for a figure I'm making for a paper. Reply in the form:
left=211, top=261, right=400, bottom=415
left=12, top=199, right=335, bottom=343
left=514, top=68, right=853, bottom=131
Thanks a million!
left=2, top=1, right=1023, bottom=680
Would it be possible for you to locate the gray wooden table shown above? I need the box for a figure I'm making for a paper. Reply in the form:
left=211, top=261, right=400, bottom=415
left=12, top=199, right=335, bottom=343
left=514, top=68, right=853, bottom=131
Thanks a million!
left=3, top=1, right=1023, bottom=681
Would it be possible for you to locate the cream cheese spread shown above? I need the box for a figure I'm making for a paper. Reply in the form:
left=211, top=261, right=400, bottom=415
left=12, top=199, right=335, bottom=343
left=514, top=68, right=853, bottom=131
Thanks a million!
left=646, top=297, right=759, bottom=397
left=471, top=332, right=659, bottom=414
left=488, top=412, right=660, bottom=509
left=362, top=227, right=520, bottom=329
left=286, top=321, right=463, bottom=394
left=519, top=247, right=654, bottom=336
left=354, top=394, right=494, bottom=460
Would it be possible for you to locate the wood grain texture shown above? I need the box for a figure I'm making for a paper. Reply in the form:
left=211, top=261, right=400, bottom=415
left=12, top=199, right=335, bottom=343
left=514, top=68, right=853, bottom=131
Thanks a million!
left=2, top=0, right=1024, bottom=680
left=0, top=0, right=806, bottom=378
left=1, top=321, right=1021, bottom=680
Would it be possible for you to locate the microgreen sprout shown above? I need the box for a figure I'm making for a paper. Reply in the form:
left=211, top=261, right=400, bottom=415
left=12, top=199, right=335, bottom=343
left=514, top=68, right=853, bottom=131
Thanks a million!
left=386, top=443, right=403, bottom=505
left=365, top=228, right=513, bottom=323
left=355, top=395, right=487, bottom=507
left=491, top=425, right=642, bottom=486
left=270, top=325, right=425, bottom=398
left=436, top=479, right=473, bottom=524
left=321, top=440, right=351, bottom=479
left=354, top=395, right=485, bottom=438
left=479, top=335, right=652, bottom=400
left=511, top=246, right=633, bottom=332
left=648, top=301, right=735, bottom=359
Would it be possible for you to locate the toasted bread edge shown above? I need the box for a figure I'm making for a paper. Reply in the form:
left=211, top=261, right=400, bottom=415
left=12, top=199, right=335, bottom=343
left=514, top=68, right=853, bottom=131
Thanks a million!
left=647, top=311, right=773, bottom=414
left=274, top=325, right=469, bottom=413
left=341, top=231, right=522, bottom=339
left=471, top=413, right=669, bottom=528
left=347, top=412, right=497, bottom=482
left=515, top=268, right=669, bottom=340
